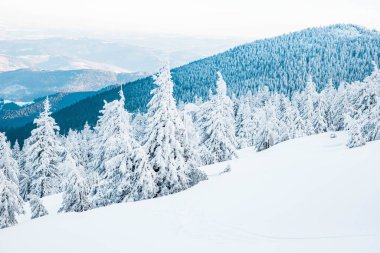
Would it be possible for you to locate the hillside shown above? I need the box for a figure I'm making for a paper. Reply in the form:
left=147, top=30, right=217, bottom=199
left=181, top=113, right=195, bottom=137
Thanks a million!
left=4, top=24, right=380, bottom=143
left=1, top=132, right=379, bottom=253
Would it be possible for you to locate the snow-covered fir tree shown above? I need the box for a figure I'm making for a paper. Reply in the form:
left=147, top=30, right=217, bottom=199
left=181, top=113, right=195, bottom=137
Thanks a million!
left=179, top=107, right=207, bottom=186
left=311, top=92, right=328, bottom=134
left=304, top=75, right=319, bottom=134
left=235, top=93, right=257, bottom=148
left=197, top=72, right=238, bottom=164
left=59, top=152, right=92, bottom=212
left=287, top=100, right=306, bottom=139
left=254, top=102, right=280, bottom=151
left=29, top=194, right=48, bottom=219
left=131, top=112, right=147, bottom=144
left=145, top=64, right=205, bottom=197
left=63, top=129, right=81, bottom=176
left=321, top=79, right=337, bottom=130
left=345, top=114, right=366, bottom=148
left=331, top=82, right=348, bottom=131
left=78, top=122, right=94, bottom=169
left=18, top=141, right=30, bottom=201
left=0, top=133, right=21, bottom=186
left=12, top=140, right=21, bottom=165
left=93, top=87, right=156, bottom=206
left=272, top=93, right=291, bottom=143
left=0, top=132, right=24, bottom=229
left=24, top=97, right=63, bottom=198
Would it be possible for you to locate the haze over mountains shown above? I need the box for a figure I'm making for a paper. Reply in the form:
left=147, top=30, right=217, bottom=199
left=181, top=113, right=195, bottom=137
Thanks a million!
left=0, top=34, right=245, bottom=101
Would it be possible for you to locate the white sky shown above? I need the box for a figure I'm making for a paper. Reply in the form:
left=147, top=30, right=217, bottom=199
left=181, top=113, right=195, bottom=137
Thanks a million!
left=0, top=0, right=379, bottom=38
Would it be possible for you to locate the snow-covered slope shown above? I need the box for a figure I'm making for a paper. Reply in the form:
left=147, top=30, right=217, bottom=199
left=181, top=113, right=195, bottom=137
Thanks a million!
left=1, top=132, right=379, bottom=253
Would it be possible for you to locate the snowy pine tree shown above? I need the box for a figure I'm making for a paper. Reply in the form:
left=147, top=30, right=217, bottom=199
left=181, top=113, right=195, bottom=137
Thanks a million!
left=197, top=72, right=238, bottom=164
left=321, top=79, right=337, bottom=130
left=78, top=122, right=94, bottom=169
left=345, top=114, right=366, bottom=148
left=312, top=93, right=328, bottom=134
left=287, top=101, right=306, bottom=139
left=12, top=140, right=21, bottom=164
left=93, top=88, right=156, bottom=206
left=236, top=94, right=256, bottom=148
left=0, top=133, right=24, bottom=229
left=331, top=82, right=348, bottom=131
left=254, top=102, right=280, bottom=151
left=301, top=75, right=318, bottom=135
left=18, top=141, right=30, bottom=201
left=145, top=64, right=203, bottom=196
left=59, top=152, right=92, bottom=212
left=24, top=97, right=63, bottom=198
left=180, top=108, right=207, bottom=185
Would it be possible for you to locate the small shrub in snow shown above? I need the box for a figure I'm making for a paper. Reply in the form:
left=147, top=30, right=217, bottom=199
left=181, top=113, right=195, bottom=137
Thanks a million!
left=219, top=164, right=232, bottom=175
left=29, top=195, right=48, bottom=219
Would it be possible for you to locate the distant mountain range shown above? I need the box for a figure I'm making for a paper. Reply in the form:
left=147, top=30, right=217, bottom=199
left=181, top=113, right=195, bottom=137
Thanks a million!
left=3, top=24, right=380, bottom=144
left=0, top=36, right=242, bottom=73
left=0, top=69, right=146, bottom=101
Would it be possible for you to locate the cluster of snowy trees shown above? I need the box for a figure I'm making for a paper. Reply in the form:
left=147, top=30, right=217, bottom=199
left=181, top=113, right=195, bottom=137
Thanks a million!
left=229, top=63, right=380, bottom=150
left=0, top=64, right=207, bottom=229
left=1, top=62, right=379, bottom=229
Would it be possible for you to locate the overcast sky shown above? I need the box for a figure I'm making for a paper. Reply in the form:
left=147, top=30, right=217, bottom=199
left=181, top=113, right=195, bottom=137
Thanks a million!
left=0, top=0, right=379, bottom=39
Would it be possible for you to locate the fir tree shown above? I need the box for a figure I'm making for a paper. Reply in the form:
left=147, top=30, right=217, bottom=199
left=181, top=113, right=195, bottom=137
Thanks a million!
left=59, top=152, right=92, bottom=213
left=254, top=103, right=279, bottom=151
left=0, top=133, right=24, bottom=229
left=345, top=114, right=365, bottom=148
left=93, top=88, right=156, bottom=205
left=331, top=82, right=348, bottom=131
left=12, top=140, right=21, bottom=164
left=180, top=108, right=207, bottom=185
left=145, top=64, right=201, bottom=196
left=24, top=97, right=63, bottom=198
left=312, top=93, right=328, bottom=134
left=197, top=72, right=238, bottom=164
left=322, top=79, right=337, bottom=129
left=236, top=94, right=256, bottom=148
left=18, top=140, right=30, bottom=201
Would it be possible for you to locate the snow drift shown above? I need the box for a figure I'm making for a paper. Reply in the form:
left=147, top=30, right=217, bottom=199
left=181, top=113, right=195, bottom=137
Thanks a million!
left=0, top=132, right=379, bottom=253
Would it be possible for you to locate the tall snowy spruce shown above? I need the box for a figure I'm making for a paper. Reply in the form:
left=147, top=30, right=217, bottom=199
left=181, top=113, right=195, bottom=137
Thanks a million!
left=93, top=88, right=156, bottom=206
left=18, top=141, right=30, bottom=201
left=0, top=132, right=24, bottom=229
left=345, top=114, right=365, bottom=148
left=301, top=75, right=318, bottom=135
left=254, top=102, right=280, bottom=151
left=24, top=97, right=63, bottom=198
left=145, top=64, right=205, bottom=197
left=12, top=140, right=21, bottom=164
left=197, top=72, right=237, bottom=164
left=235, top=93, right=257, bottom=149
left=179, top=107, right=208, bottom=186
left=59, top=152, right=92, bottom=212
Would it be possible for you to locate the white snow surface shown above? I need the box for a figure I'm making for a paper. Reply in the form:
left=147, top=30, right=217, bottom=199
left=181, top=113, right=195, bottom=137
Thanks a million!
left=1, top=132, right=379, bottom=253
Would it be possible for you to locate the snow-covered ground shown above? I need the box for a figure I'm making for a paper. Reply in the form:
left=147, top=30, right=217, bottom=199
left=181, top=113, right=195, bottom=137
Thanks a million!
left=1, top=132, right=379, bottom=253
